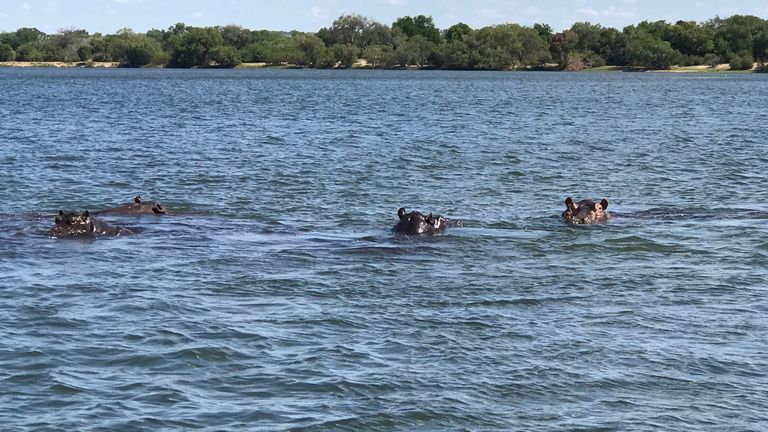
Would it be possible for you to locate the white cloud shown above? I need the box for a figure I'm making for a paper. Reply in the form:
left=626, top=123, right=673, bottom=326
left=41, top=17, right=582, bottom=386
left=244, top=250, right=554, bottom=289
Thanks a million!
left=193, top=11, right=204, bottom=19
left=309, top=6, right=328, bottom=21
left=575, top=6, right=635, bottom=20
left=383, top=0, right=407, bottom=5
left=20, top=2, right=32, bottom=10
left=576, top=7, right=601, bottom=18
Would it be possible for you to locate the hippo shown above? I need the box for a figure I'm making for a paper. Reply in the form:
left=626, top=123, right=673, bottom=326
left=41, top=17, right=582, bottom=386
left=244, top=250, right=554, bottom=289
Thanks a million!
left=392, top=207, right=464, bottom=235
left=49, top=210, right=133, bottom=238
left=562, top=197, right=609, bottom=224
left=93, top=196, right=167, bottom=215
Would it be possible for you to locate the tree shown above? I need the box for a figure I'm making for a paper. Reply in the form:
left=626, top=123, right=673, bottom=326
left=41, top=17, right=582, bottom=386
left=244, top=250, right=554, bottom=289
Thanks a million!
left=435, top=40, right=471, bottom=69
left=210, top=45, right=241, bottom=67
left=362, top=43, right=394, bottom=68
left=47, top=29, right=89, bottom=62
left=15, top=42, right=44, bottom=61
left=361, top=22, right=392, bottom=48
left=625, top=26, right=681, bottom=69
left=120, top=37, right=162, bottom=67
left=327, top=14, right=369, bottom=49
left=169, top=27, right=226, bottom=67
left=665, top=20, right=714, bottom=57
left=77, top=44, right=92, bottom=61
left=333, top=44, right=358, bottom=68
left=444, top=23, right=472, bottom=43
left=534, top=23, right=553, bottom=44
left=220, top=25, right=252, bottom=49
left=729, top=50, right=754, bottom=70
left=550, top=29, right=579, bottom=68
left=8, top=27, right=46, bottom=49
left=88, top=34, right=114, bottom=61
left=393, top=15, right=441, bottom=44
left=294, top=33, right=326, bottom=67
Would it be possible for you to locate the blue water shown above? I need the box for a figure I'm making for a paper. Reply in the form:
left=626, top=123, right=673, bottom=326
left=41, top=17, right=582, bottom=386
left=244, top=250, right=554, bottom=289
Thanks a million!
left=1, top=68, right=767, bottom=431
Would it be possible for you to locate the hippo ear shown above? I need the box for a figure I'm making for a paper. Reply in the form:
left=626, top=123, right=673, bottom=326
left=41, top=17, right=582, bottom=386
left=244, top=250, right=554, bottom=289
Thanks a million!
left=398, top=208, right=406, bottom=219
left=601, top=198, right=608, bottom=210
left=59, top=209, right=64, bottom=216
left=152, top=204, right=165, bottom=214
left=134, top=196, right=142, bottom=203
left=82, top=210, right=90, bottom=220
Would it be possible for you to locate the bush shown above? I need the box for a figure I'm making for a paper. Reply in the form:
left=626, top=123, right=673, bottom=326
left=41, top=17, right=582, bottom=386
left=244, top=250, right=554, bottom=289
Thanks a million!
left=15, top=43, right=44, bottom=61
left=729, top=50, right=754, bottom=70
left=120, top=38, right=162, bottom=67
left=755, top=62, right=768, bottom=73
left=0, top=42, right=14, bottom=61
left=77, top=45, right=92, bottom=61
left=210, top=45, right=241, bottom=68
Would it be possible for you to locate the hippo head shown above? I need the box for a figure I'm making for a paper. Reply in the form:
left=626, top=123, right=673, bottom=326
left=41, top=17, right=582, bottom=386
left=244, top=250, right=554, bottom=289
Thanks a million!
left=134, top=196, right=167, bottom=215
left=563, top=197, right=609, bottom=224
left=392, top=207, right=447, bottom=235
left=50, top=210, right=98, bottom=237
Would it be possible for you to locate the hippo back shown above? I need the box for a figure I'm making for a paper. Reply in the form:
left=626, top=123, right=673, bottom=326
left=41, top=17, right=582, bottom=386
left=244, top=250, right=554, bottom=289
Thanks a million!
left=49, top=210, right=132, bottom=238
left=93, top=196, right=167, bottom=215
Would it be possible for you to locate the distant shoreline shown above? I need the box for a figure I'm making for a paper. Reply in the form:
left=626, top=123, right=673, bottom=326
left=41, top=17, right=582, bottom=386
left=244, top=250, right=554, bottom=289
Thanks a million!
left=0, top=60, right=761, bottom=73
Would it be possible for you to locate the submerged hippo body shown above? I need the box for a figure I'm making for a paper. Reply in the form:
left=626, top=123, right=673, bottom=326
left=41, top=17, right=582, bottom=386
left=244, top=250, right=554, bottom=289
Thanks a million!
left=93, top=196, right=167, bottom=215
left=392, top=207, right=464, bottom=235
left=562, top=197, right=609, bottom=224
left=49, top=210, right=133, bottom=238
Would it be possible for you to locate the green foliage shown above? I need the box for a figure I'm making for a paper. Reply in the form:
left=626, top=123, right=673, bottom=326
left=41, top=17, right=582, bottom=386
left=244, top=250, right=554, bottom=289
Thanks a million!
left=550, top=30, right=578, bottom=68
left=444, top=23, right=473, bottom=43
left=362, top=43, right=394, bottom=68
left=664, top=21, right=714, bottom=56
left=7, top=27, right=46, bottom=49
left=219, top=25, right=252, bottom=49
left=474, top=24, right=549, bottom=69
left=88, top=35, right=114, bottom=61
left=15, top=42, right=44, bottom=61
left=393, top=15, right=441, bottom=44
left=77, top=45, right=93, bottom=61
left=169, top=27, right=225, bottom=67
left=333, top=44, right=358, bottom=68
left=2, top=14, right=767, bottom=71
left=120, top=37, right=163, bottom=67
left=0, top=42, right=14, bottom=61
left=729, top=50, right=754, bottom=70
left=294, top=33, right=326, bottom=67
left=209, top=45, right=241, bottom=67
left=534, top=23, right=553, bottom=43
left=327, top=14, right=369, bottom=49
left=625, top=27, right=681, bottom=69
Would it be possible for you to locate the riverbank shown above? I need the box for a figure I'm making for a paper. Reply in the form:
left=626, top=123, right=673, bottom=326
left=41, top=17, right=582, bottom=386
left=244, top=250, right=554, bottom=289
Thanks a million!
left=0, top=61, right=119, bottom=68
left=0, top=60, right=762, bottom=72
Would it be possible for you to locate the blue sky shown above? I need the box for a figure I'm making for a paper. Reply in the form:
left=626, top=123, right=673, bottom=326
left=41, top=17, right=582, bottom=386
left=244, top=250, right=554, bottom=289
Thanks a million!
left=1, top=0, right=767, bottom=34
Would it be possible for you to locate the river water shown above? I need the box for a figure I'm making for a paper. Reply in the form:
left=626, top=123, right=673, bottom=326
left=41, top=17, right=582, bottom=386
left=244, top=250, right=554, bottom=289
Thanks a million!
left=1, top=68, right=767, bottom=431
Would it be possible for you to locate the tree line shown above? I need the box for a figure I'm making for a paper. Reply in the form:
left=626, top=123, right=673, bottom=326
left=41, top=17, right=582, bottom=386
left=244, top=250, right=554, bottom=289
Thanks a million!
left=1, top=14, right=767, bottom=70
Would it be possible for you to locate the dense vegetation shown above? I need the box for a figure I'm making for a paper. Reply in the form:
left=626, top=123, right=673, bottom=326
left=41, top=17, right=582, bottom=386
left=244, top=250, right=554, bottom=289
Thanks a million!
left=1, top=14, right=767, bottom=70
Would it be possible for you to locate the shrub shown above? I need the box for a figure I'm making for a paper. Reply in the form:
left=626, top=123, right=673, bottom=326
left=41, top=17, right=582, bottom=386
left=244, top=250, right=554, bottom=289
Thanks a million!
left=15, top=43, right=44, bottom=61
left=210, top=45, right=241, bottom=68
left=0, top=42, right=14, bottom=61
left=729, top=50, right=754, bottom=70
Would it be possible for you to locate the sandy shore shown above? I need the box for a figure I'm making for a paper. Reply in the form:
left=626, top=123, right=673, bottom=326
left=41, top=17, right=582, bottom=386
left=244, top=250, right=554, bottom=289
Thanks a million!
left=0, top=61, right=119, bottom=68
left=1, top=60, right=761, bottom=72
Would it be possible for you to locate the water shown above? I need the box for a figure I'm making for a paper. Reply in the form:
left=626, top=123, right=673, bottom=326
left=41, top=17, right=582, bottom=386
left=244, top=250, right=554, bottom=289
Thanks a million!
left=1, top=68, right=767, bottom=431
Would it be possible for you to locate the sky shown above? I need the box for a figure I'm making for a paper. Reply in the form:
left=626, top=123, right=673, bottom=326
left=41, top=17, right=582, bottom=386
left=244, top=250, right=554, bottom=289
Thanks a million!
left=1, top=0, right=767, bottom=35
